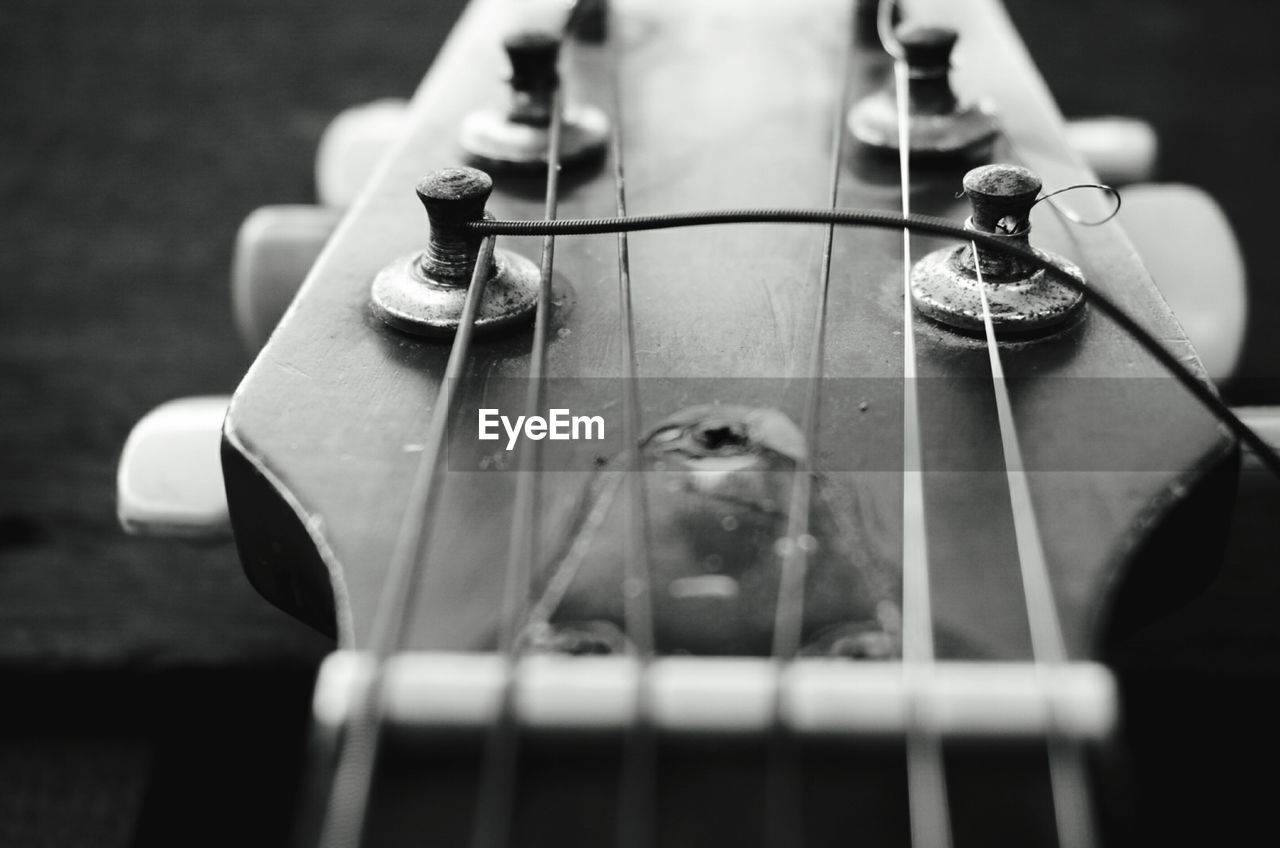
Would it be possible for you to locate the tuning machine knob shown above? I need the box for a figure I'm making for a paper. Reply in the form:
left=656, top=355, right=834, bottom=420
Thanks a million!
left=370, top=167, right=540, bottom=337
left=849, top=23, right=998, bottom=159
left=910, top=164, right=1086, bottom=336
left=459, top=31, right=609, bottom=169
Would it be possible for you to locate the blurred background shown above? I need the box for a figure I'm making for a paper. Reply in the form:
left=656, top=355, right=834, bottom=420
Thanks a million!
left=2, top=0, right=1279, bottom=845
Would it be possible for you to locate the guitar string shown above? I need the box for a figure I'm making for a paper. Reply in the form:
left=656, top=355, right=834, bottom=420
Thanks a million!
left=1031, top=183, right=1121, bottom=227
left=981, top=83, right=1126, bottom=848
left=988, top=121, right=1120, bottom=848
left=609, top=13, right=660, bottom=848
left=974, top=258, right=1097, bottom=848
left=466, top=209, right=1280, bottom=478
left=991, top=123, right=1157, bottom=848
left=468, top=84, right=566, bottom=848
left=899, top=6, right=1087, bottom=839
left=321, top=13, right=593, bottom=845
left=883, top=0, right=955, bottom=841
left=763, top=5, right=856, bottom=846
left=522, top=469, right=626, bottom=629
left=770, top=0, right=856, bottom=671
left=316, top=235, right=500, bottom=848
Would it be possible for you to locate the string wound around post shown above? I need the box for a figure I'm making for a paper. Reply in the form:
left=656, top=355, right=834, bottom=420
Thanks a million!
left=849, top=17, right=999, bottom=159
left=1032, top=183, right=1123, bottom=227
left=911, top=164, right=1087, bottom=337
left=370, top=168, right=541, bottom=338
left=874, top=0, right=906, bottom=60
left=459, top=30, right=609, bottom=170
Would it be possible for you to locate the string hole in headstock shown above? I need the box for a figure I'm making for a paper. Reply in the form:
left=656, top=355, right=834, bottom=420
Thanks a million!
left=694, top=422, right=750, bottom=452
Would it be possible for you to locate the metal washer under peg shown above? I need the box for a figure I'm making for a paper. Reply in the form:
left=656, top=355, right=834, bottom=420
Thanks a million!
left=910, top=164, right=1086, bottom=336
left=849, top=23, right=999, bottom=158
left=370, top=167, right=540, bottom=337
left=459, top=31, right=610, bottom=169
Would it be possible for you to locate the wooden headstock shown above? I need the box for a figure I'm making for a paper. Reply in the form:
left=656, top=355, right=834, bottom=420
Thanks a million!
left=221, top=1, right=1236, bottom=843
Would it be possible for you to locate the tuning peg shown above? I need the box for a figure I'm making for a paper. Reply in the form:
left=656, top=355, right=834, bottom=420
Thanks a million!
left=910, top=164, right=1086, bottom=336
left=848, top=22, right=998, bottom=159
left=118, top=396, right=232, bottom=539
left=566, top=0, right=607, bottom=43
left=315, top=98, right=409, bottom=207
left=854, top=0, right=901, bottom=48
left=459, top=30, right=609, bottom=169
left=369, top=167, right=541, bottom=337
left=231, top=205, right=342, bottom=352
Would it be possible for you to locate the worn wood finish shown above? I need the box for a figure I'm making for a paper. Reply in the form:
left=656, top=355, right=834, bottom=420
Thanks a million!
left=223, top=0, right=1233, bottom=666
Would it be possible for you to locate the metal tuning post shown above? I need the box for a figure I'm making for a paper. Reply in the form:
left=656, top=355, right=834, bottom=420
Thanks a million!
left=566, top=0, right=607, bottom=43
left=459, top=30, right=609, bottom=169
left=370, top=167, right=540, bottom=337
left=910, top=164, right=1086, bottom=336
left=849, top=23, right=998, bottom=158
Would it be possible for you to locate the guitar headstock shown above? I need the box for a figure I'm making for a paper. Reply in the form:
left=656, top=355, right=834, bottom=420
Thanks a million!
left=222, top=0, right=1236, bottom=843
left=225, top=0, right=1231, bottom=656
